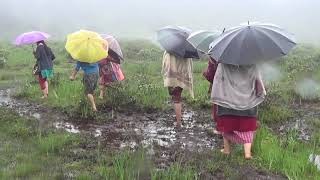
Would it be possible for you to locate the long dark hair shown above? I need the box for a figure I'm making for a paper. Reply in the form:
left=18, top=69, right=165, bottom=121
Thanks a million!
left=36, top=40, right=54, bottom=60
left=37, top=40, right=48, bottom=49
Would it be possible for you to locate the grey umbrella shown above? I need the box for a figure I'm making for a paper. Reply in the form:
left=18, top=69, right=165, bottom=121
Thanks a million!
left=101, top=34, right=123, bottom=63
left=208, top=22, right=297, bottom=65
left=157, top=25, right=199, bottom=59
left=187, top=30, right=221, bottom=53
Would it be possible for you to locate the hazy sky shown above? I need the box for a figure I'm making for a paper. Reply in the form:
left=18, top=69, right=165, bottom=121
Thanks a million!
left=0, top=0, right=319, bottom=44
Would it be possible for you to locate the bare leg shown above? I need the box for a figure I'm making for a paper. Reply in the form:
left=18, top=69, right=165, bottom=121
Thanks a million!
left=41, top=89, right=48, bottom=99
left=244, top=143, right=252, bottom=159
left=37, top=76, right=48, bottom=99
left=34, top=75, right=39, bottom=81
left=174, top=103, right=182, bottom=128
left=221, top=137, right=231, bottom=154
left=99, top=85, right=105, bottom=99
left=87, top=94, right=97, bottom=112
left=45, top=81, right=49, bottom=96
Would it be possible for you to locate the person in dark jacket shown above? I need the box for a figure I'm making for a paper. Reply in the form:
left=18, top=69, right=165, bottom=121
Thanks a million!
left=33, top=40, right=55, bottom=99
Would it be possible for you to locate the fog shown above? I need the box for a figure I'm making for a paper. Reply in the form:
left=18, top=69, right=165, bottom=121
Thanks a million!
left=0, top=0, right=320, bottom=44
left=259, top=63, right=282, bottom=84
left=295, top=79, right=320, bottom=99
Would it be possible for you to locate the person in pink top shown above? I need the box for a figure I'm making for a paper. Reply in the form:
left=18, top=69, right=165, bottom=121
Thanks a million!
left=98, top=55, right=124, bottom=99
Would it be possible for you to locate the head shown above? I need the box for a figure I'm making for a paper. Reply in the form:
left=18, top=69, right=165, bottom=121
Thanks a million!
left=36, top=40, right=45, bottom=46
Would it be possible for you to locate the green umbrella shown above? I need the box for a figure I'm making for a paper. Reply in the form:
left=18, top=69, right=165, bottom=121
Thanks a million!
left=187, top=30, right=221, bottom=53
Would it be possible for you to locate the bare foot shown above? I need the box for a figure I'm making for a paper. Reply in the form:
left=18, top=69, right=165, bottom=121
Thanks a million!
left=176, top=118, right=182, bottom=128
left=93, top=108, right=98, bottom=112
left=213, top=128, right=221, bottom=135
left=220, top=149, right=230, bottom=155
left=41, top=95, right=48, bottom=99
left=245, top=153, right=253, bottom=160
left=223, top=137, right=231, bottom=155
left=244, top=143, right=252, bottom=160
left=176, top=122, right=182, bottom=129
left=99, top=96, right=103, bottom=100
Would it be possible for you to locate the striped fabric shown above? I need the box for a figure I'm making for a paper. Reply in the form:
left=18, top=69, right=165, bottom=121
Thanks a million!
left=223, top=131, right=255, bottom=144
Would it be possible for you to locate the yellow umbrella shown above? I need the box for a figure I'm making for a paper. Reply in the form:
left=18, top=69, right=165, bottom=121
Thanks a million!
left=65, top=30, right=108, bottom=63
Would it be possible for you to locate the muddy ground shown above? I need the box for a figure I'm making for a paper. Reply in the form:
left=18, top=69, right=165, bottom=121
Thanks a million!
left=275, top=101, right=320, bottom=141
left=0, top=88, right=292, bottom=179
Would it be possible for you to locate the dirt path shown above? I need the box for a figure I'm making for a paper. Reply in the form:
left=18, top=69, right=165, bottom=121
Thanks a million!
left=0, top=88, right=217, bottom=161
left=0, top=88, right=288, bottom=179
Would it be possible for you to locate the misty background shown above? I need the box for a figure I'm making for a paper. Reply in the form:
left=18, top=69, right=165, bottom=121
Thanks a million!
left=0, top=0, right=319, bottom=44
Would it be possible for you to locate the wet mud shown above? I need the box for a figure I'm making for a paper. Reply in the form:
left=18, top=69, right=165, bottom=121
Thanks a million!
left=275, top=102, right=320, bottom=141
left=0, top=88, right=288, bottom=179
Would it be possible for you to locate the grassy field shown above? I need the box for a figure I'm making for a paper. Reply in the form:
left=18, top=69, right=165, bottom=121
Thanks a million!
left=1, top=40, right=320, bottom=179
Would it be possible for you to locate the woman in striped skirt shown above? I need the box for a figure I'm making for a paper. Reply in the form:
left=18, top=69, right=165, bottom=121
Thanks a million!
left=204, top=59, right=266, bottom=159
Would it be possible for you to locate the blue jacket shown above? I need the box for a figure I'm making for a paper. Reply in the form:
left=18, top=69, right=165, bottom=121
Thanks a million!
left=75, top=61, right=99, bottom=75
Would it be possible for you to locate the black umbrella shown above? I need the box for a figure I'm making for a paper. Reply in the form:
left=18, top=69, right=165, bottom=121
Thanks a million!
left=157, top=26, right=199, bottom=59
left=208, top=22, right=296, bottom=65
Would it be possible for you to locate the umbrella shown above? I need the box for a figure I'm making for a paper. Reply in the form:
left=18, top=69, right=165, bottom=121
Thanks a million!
left=208, top=22, right=297, bottom=65
left=187, top=30, right=221, bottom=53
left=157, top=25, right=199, bottom=59
left=100, top=34, right=123, bottom=63
left=14, top=31, right=50, bottom=46
left=65, top=30, right=108, bottom=63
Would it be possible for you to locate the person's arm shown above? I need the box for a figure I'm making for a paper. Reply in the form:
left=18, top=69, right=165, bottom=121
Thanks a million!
left=203, top=58, right=218, bottom=94
left=255, top=71, right=266, bottom=97
left=203, top=58, right=217, bottom=83
left=161, top=51, right=169, bottom=75
left=48, top=47, right=55, bottom=61
left=70, top=62, right=80, bottom=81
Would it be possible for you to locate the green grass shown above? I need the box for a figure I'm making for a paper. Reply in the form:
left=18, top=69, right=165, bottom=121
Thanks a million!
left=151, top=164, right=198, bottom=180
left=0, top=108, right=80, bottom=179
left=253, top=127, right=320, bottom=180
left=259, top=103, right=294, bottom=124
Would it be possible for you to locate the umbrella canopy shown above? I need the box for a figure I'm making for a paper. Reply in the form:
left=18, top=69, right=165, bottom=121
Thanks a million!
left=208, top=22, right=297, bottom=65
left=157, top=25, right=199, bottom=59
left=65, top=30, right=108, bottom=63
left=100, top=34, right=123, bottom=63
left=187, top=30, right=221, bottom=53
left=14, top=31, right=50, bottom=46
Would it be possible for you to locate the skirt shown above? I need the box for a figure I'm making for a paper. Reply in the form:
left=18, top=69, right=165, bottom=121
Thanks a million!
left=83, top=73, right=98, bottom=95
left=168, top=86, right=183, bottom=103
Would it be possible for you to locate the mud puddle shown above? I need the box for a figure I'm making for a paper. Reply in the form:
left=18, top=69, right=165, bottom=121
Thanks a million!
left=0, top=88, right=217, bottom=153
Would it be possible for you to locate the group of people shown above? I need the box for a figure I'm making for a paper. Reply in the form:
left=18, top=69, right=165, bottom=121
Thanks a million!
left=163, top=51, right=266, bottom=159
left=33, top=41, right=123, bottom=112
left=33, top=40, right=265, bottom=160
